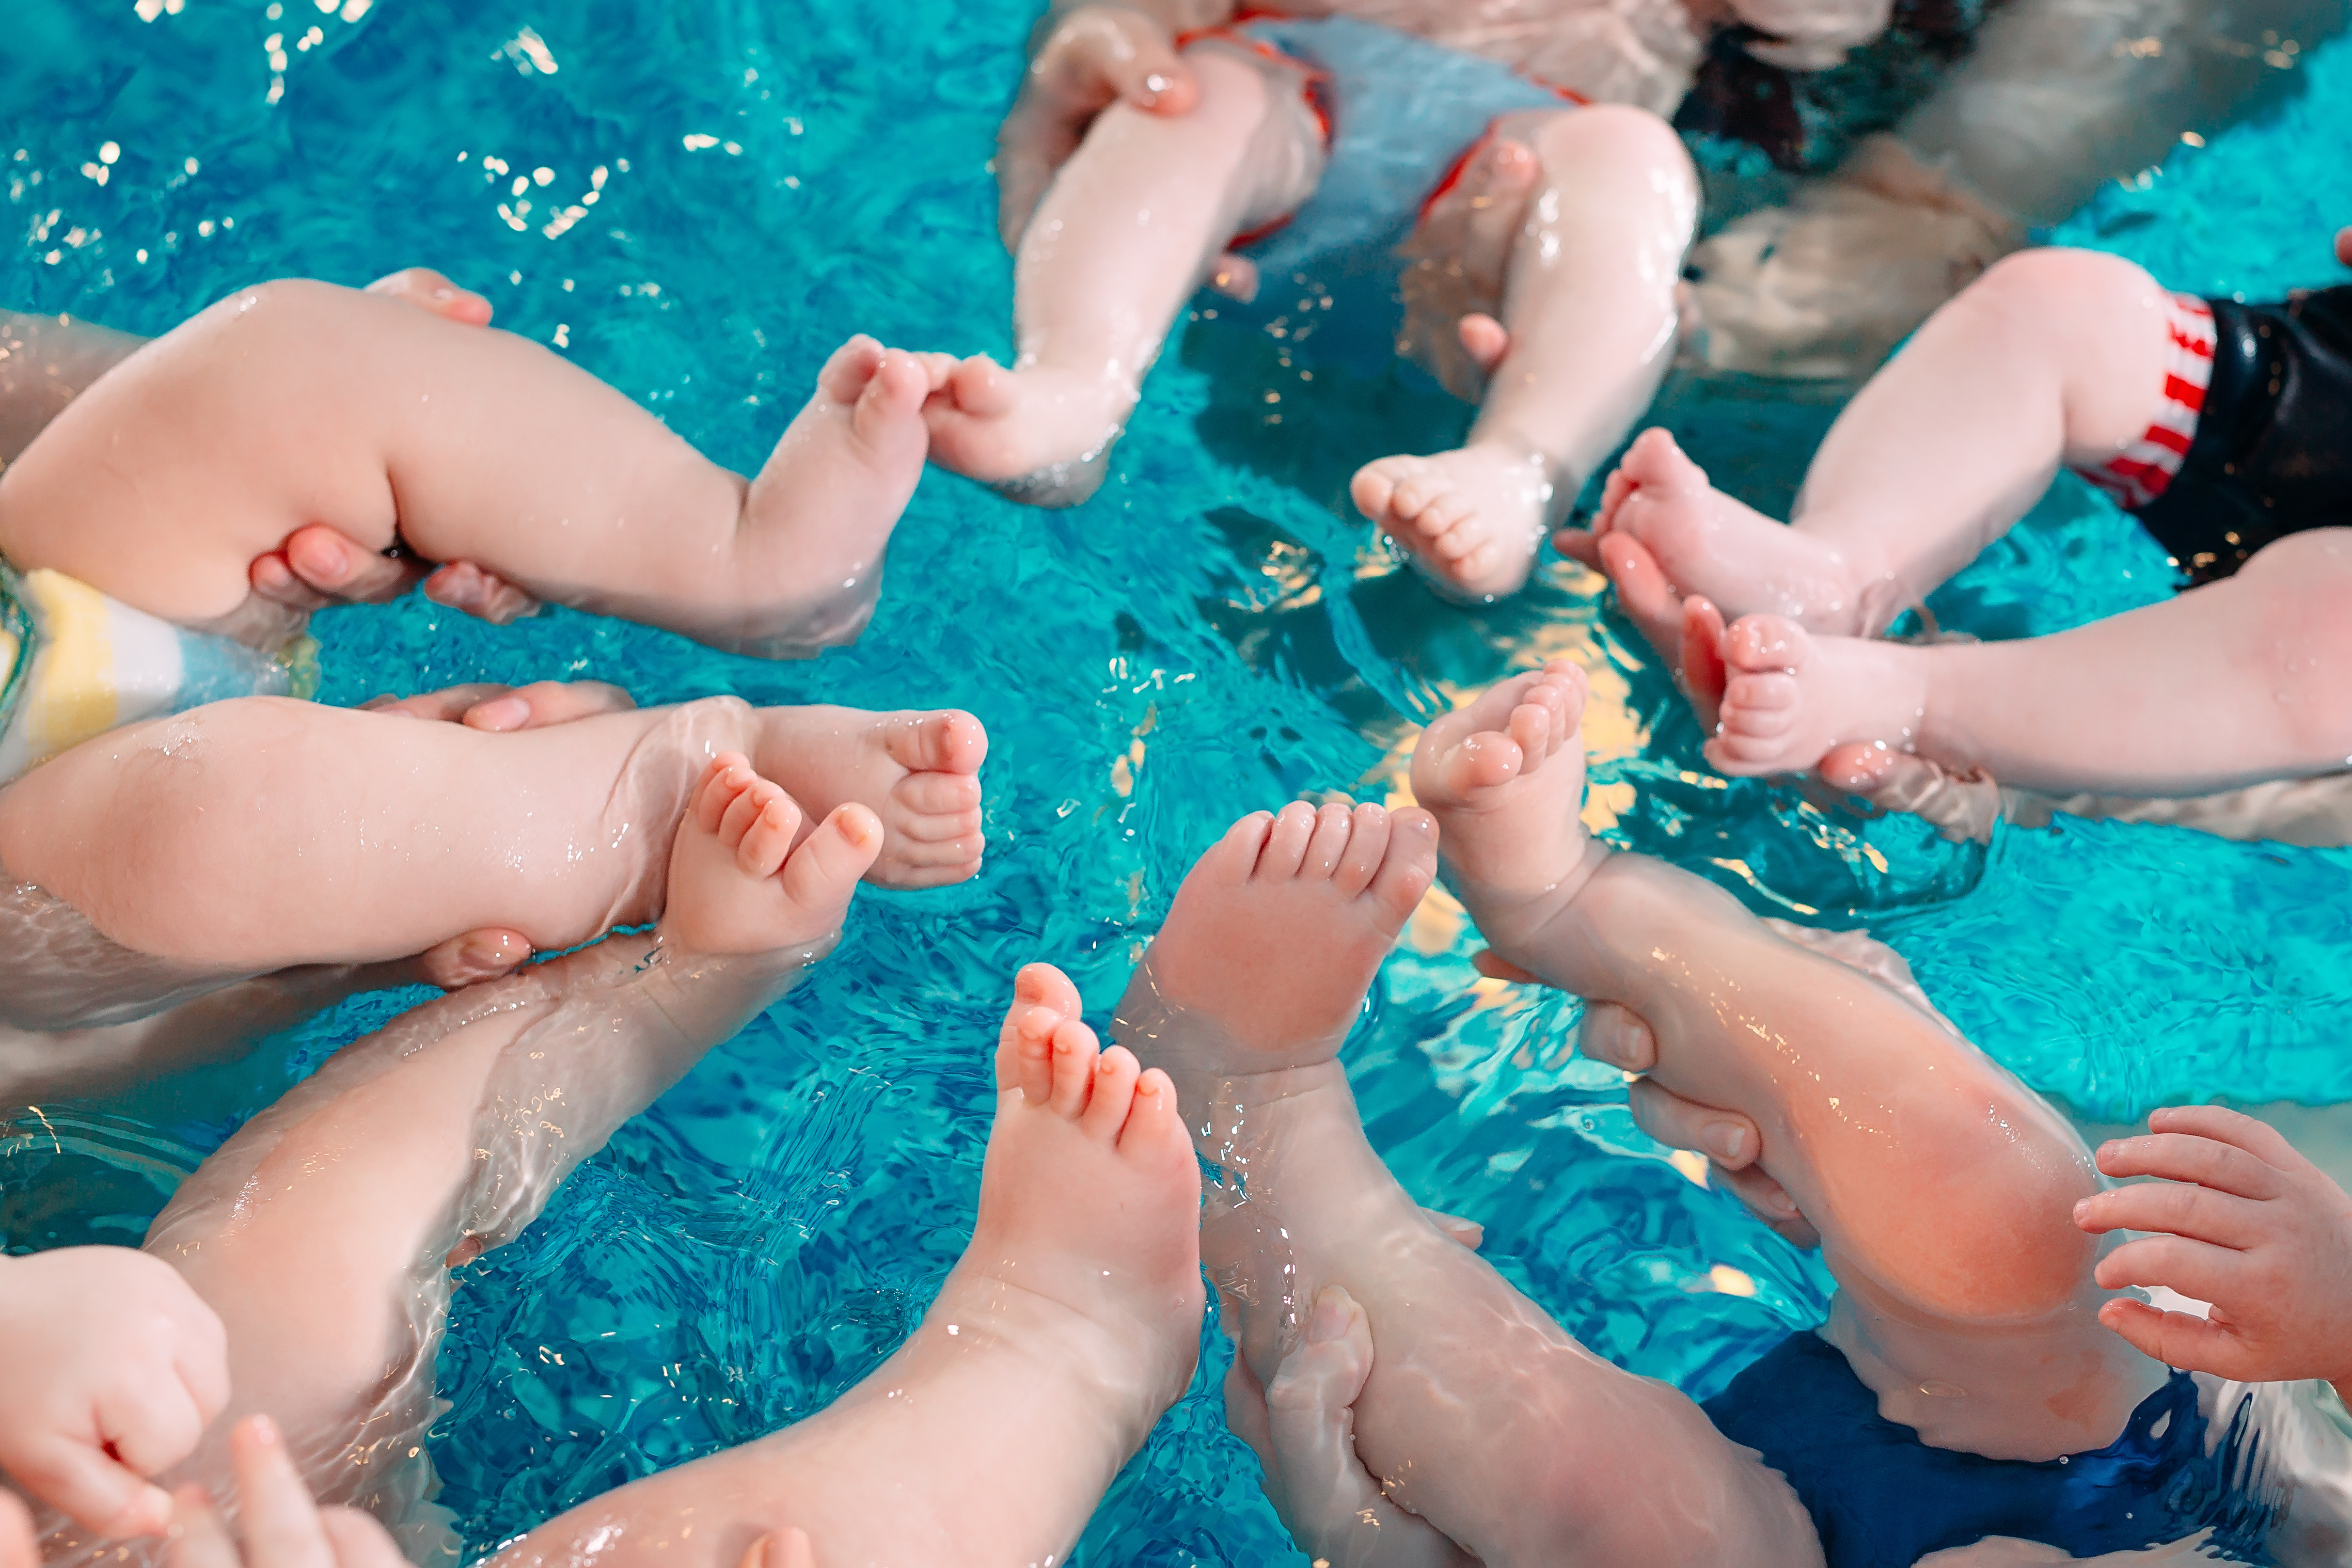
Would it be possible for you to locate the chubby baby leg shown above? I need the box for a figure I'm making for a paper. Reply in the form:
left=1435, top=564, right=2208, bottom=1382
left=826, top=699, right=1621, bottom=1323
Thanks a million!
left=1113, top=801, right=1821, bottom=1566
left=0, top=693, right=984, bottom=979
left=479, top=965, right=1203, bottom=1568
left=0, top=279, right=930, bottom=656
left=28, top=762, right=881, bottom=1567
left=921, top=39, right=1325, bottom=505
left=1354, top=106, right=1697, bottom=600
left=1413, top=660, right=2162, bottom=1456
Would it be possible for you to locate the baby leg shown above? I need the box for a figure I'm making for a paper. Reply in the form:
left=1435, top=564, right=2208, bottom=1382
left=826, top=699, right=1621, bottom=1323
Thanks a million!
left=1354, top=106, right=1697, bottom=600
left=1112, top=801, right=1822, bottom=1566
left=1698, top=525, right=2352, bottom=794
left=921, top=39, right=1327, bottom=505
left=55, top=764, right=878, bottom=1559
left=1414, top=661, right=2164, bottom=1457
left=1584, top=248, right=2180, bottom=634
left=477, top=968, right=1204, bottom=1568
left=0, top=281, right=931, bottom=656
left=0, top=694, right=985, bottom=973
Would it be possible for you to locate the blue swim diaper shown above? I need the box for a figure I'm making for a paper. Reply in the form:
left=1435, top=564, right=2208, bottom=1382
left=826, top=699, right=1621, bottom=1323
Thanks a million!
left=1196, top=15, right=1569, bottom=373
left=1701, top=1331, right=2280, bottom=1566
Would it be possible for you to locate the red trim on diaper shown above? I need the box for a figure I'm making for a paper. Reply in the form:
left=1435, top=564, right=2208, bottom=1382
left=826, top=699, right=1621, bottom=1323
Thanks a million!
left=2073, top=293, right=2216, bottom=512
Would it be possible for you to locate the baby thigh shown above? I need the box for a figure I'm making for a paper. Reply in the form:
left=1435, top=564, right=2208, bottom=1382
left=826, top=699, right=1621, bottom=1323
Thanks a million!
left=0, top=280, right=424, bottom=625
left=0, top=696, right=744, bottom=968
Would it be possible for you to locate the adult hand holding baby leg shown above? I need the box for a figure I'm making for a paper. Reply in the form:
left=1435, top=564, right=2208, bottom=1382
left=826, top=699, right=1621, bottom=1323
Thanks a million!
left=0, top=1248, right=229, bottom=1538
left=2076, top=1105, right=2352, bottom=1404
left=994, top=4, right=1203, bottom=249
left=165, top=1417, right=404, bottom=1568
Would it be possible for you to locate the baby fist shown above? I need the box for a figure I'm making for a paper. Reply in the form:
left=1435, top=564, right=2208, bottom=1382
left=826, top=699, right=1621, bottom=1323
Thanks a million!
left=0, top=1248, right=230, bottom=1536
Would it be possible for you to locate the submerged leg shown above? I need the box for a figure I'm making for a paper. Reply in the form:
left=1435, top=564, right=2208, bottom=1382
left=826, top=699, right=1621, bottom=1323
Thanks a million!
left=1112, top=799, right=1822, bottom=1566
left=480, top=965, right=1203, bottom=1568
left=1353, top=106, right=1697, bottom=600
left=1412, top=659, right=2162, bottom=1458
left=920, top=41, right=1326, bottom=505
left=1579, top=248, right=2179, bottom=635
left=37, top=762, right=879, bottom=1564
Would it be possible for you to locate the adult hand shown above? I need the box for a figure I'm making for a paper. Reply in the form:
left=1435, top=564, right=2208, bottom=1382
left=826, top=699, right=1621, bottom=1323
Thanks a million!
left=247, top=529, right=540, bottom=625
left=0, top=1249, right=229, bottom=1538
left=1220, top=1289, right=1476, bottom=1567
left=737, top=1530, right=817, bottom=1568
left=165, top=1417, right=405, bottom=1568
left=997, top=4, right=1201, bottom=249
left=361, top=679, right=637, bottom=733
left=2076, top=1105, right=2352, bottom=1390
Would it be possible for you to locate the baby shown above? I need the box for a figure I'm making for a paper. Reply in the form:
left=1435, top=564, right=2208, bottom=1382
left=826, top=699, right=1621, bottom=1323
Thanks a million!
left=920, top=0, right=1891, bottom=601
left=33, top=754, right=1207, bottom=1568
left=0, top=264, right=935, bottom=664
left=1105, top=661, right=2352, bottom=1563
left=0, top=688, right=985, bottom=1066
left=1572, top=225, right=2352, bottom=830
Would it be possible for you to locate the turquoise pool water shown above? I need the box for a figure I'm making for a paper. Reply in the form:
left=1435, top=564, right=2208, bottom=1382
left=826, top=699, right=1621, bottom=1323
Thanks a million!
left=6, top=2, right=2352, bottom=1560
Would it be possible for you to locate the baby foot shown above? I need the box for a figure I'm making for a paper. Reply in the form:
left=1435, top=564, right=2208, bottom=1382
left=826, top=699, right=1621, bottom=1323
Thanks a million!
left=1122, top=800, right=1438, bottom=1072
left=660, top=753, right=881, bottom=955
left=1410, top=659, right=1606, bottom=969
left=956, top=961, right=1205, bottom=1420
left=731, top=335, right=933, bottom=653
left=920, top=355, right=1128, bottom=508
left=749, top=706, right=988, bottom=890
left=1351, top=445, right=1553, bottom=601
left=1706, top=613, right=1931, bottom=778
left=1575, top=429, right=1879, bottom=633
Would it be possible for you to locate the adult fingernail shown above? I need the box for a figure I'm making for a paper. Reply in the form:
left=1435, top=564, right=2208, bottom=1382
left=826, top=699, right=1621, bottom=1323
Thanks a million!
left=461, top=931, right=517, bottom=968
left=467, top=695, right=531, bottom=731
left=2072, top=1198, right=2092, bottom=1223
left=1702, top=1120, right=1750, bottom=1164
left=1144, top=72, right=1171, bottom=94
left=1306, top=1291, right=1349, bottom=1343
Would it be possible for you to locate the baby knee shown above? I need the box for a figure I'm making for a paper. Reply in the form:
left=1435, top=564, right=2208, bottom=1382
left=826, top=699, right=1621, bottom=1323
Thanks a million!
left=1527, top=103, right=1692, bottom=181
left=1958, top=247, right=2151, bottom=329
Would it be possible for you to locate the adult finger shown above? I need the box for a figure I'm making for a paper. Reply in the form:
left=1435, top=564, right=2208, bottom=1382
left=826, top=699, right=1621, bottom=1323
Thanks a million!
left=362, top=267, right=494, bottom=328
left=2073, top=1182, right=2264, bottom=1249
left=228, top=1416, right=335, bottom=1568
left=166, top=1486, right=244, bottom=1568
left=1599, top=532, right=1684, bottom=668
left=1581, top=1001, right=1660, bottom=1074
left=462, top=680, right=636, bottom=732
left=1221, top=1345, right=1276, bottom=1470
left=2096, top=1298, right=2253, bottom=1382
left=1470, top=949, right=1546, bottom=986
left=0, top=1490, right=36, bottom=1568
left=278, top=527, right=427, bottom=606
left=2092, top=1233, right=2245, bottom=1306
left=421, top=562, right=542, bottom=625
left=318, top=1510, right=409, bottom=1568
left=410, top=929, right=532, bottom=990
left=1720, top=1163, right=1822, bottom=1248
left=362, top=684, right=510, bottom=723
left=247, top=553, right=333, bottom=613
left=2337, top=226, right=2352, bottom=268
left=6, top=1438, right=171, bottom=1538
left=2143, top=1105, right=2306, bottom=1173
left=1628, top=1078, right=1758, bottom=1168
left=2093, top=1132, right=2283, bottom=1200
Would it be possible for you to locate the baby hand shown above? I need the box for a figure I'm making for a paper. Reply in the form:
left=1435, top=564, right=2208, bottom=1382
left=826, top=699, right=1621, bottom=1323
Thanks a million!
left=996, top=4, right=1199, bottom=249
left=2075, top=1105, right=2352, bottom=1389
left=0, top=1248, right=230, bottom=1537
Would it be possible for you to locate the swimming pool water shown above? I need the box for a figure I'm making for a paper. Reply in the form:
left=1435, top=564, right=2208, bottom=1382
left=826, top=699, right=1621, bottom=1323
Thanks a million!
left=6, top=2, right=2352, bottom=1560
